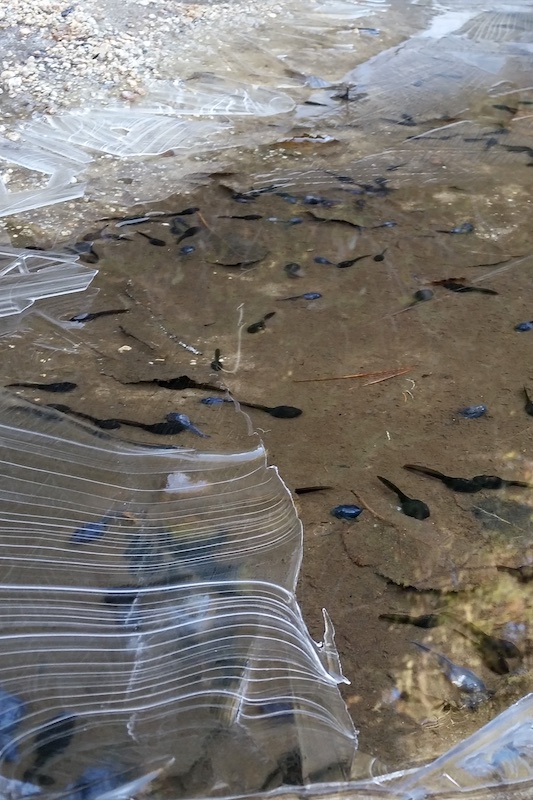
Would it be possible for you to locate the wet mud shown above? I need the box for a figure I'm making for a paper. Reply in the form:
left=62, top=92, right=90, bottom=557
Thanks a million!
left=2, top=0, right=533, bottom=786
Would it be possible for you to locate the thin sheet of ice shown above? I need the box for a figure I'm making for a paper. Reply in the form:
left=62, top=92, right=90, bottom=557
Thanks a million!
left=0, top=247, right=97, bottom=317
left=393, top=693, right=533, bottom=796
left=145, top=77, right=295, bottom=116
left=21, top=111, right=232, bottom=158
left=16, top=76, right=294, bottom=162
left=0, top=136, right=89, bottom=218
left=0, top=392, right=356, bottom=797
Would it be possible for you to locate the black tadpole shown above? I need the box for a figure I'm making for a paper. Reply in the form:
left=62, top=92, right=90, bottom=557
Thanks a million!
left=69, top=309, right=129, bottom=323
left=46, top=404, right=186, bottom=435
left=436, top=222, right=474, bottom=235
left=404, top=464, right=531, bottom=492
left=247, top=312, right=275, bottom=334
left=304, top=211, right=362, bottom=230
left=211, top=349, right=224, bottom=371
left=119, top=375, right=223, bottom=392
left=497, top=564, right=533, bottom=583
left=6, top=381, right=77, bottom=393
left=170, top=207, right=199, bottom=216
left=155, top=375, right=222, bottom=392
left=239, top=402, right=302, bottom=419
left=294, top=486, right=332, bottom=495
left=284, top=262, right=304, bottom=278
left=175, top=226, right=201, bottom=245
left=524, top=387, right=533, bottom=416
left=446, top=282, right=498, bottom=295
left=136, top=231, right=166, bottom=247
left=218, top=214, right=263, bottom=220
left=114, top=374, right=302, bottom=418
left=459, top=620, right=521, bottom=674
left=433, top=279, right=498, bottom=295
left=377, top=475, right=430, bottom=519
left=24, top=713, right=76, bottom=781
left=65, top=242, right=99, bottom=263
left=126, top=419, right=186, bottom=435
left=404, top=464, right=483, bottom=492
left=48, top=404, right=121, bottom=429
left=475, top=474, right=531, bottom=489
left=336, top=254, right=372, bottom=268
left=379, top=612, right=442, bottom=628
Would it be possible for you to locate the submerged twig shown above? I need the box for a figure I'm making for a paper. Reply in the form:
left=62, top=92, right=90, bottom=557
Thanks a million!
left=294, top=366, right=415, bottom=383
left=350, top=489, right=395, bottom=528
left=364, top=369, right=414, bottom=385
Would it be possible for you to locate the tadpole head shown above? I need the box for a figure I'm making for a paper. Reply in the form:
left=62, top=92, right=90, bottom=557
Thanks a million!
left=413, top=289, right=433, bottom=303
left=268, top=405, right=302, bottom=418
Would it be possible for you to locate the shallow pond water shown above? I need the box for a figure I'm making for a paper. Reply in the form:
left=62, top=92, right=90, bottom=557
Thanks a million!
left=2, top=0, right=533, bottom=796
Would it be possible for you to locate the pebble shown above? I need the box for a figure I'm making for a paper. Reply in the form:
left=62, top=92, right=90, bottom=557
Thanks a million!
left=0, top=0, right=285, bottom=114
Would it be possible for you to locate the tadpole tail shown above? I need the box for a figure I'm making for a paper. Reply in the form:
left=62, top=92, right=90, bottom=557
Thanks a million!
left=153, top=376, right=223, bottom=393
left=238, top=401, right=267, bottom=412
left=403, top=464, right=448, bottom=481
left=294, top=486, right=332, bottom=495
left=377, top=475, right=409, bottom=502
left=411, top=640, right=431, bottom=654
left=234, top=402, right=302, bottom=418
left=498, top=564, right=533, bottom=583
left=379, top=613, right=441, bottom=628
left=46, top=404, right=121, bottom=430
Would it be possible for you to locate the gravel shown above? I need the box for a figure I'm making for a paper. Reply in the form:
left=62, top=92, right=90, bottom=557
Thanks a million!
left=0, top=0, right=281, bottom=119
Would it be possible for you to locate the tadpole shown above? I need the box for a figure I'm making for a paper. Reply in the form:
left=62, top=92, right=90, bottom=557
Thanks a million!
left=497, top=564, right=533, bottom=583
left=46, top=404, right=187, bottom=435
left=247, top=312, right=275, bottom=333
left=24, top=713, right=76, bottom=782
left=6, top=381, right=77, bottom=393
left=218, top=214, right=263, bottom=220
left=379, top=613, right=441, bottom=628
left=239, top=402, right=302, bottom=418
left=441, top=281, right=498, bottom=295
left=436, top=222, right=474, bottom=235
left=523, top=387, right=533, bottom=416
left=377, top=475, right=430, bottom=519
left=294, top=486, right=332, bottom=495
left=211, top=349, right=224, bottom=371
left=48, top=404, right=122, bottom=430
left=284, top=262, right=305, bottom=278
left=69, top=309, right=129, bottom=323
left=137, top=231, right=166, bottom=247
left=175, top=226, right=201, bottom=245
left=337, top=254, right=372, bottom=268
left=404, top=464, right=531, bottom=492
left=277, top=292, right=322, bottom=301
